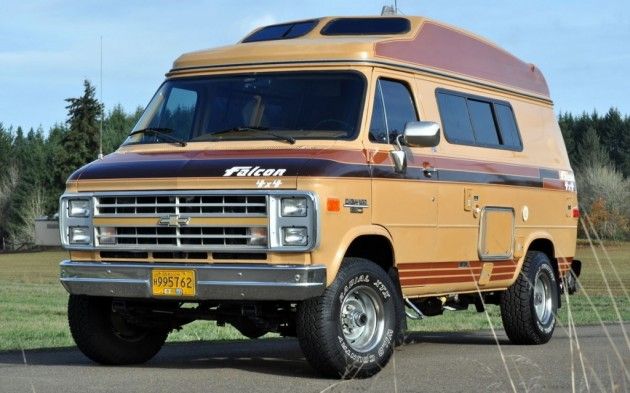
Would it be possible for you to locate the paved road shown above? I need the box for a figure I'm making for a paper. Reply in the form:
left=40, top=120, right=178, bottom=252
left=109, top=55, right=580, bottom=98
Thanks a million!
left=1, top=324, right=628, bottom=393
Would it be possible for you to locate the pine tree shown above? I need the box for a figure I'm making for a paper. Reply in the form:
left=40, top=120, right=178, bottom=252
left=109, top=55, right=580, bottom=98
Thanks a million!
left=576, top=126, right=610, bottom=170
left=55, top=80, right=103, bottom=185
left=600, top=108, right=625, bottom=172
left=103, top=104, right=142, bottom=154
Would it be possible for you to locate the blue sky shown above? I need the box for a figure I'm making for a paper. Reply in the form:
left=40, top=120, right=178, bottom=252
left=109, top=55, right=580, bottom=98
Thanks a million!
left=1, top=0, right=629, bottom=132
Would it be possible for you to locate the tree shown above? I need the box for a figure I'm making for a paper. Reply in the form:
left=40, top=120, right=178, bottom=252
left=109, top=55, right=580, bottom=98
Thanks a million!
left=55, top=80, right=103, bottom=185
left=103, top=104, right=143, bottom=154
left=576, top=126, right=609, bottom=170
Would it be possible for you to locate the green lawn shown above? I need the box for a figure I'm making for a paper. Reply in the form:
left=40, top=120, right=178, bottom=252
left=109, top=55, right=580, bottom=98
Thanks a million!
left=0, top=243, right=628, bottom=351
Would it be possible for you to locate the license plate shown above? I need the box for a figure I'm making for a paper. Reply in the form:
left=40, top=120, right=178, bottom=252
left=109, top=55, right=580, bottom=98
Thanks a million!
left=151, top=269, right=196, bottom=297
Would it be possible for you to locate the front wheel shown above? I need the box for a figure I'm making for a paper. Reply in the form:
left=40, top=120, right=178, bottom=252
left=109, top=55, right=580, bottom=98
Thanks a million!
left=500, top=251, right=558, bottom=344
left=296, top=258, right=399, bottom=378
left=68, top=295, right=169, bottom=365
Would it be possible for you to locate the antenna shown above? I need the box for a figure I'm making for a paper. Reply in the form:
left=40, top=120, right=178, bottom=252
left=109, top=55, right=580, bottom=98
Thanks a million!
left=381, top=4, right=397, bottom=15
left=98, top=35, right=103, bottom=159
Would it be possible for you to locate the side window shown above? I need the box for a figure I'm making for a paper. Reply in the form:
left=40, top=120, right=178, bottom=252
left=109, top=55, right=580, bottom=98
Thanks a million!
left=436, top=89, right=522, bottom=150
left=369, top=79, right=418, bottom=144
left=494, top=104, right=522, bottom=149
left=436, top=92, right=475, bottom=144
left=468, top=99, right=500, bottom=145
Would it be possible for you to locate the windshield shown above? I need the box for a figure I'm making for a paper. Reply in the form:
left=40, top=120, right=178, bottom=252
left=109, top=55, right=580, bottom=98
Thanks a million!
left=124, top=71, right=365, bottom=145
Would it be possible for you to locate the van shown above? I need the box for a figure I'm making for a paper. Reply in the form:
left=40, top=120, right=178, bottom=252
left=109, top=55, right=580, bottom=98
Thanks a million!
left=58, top=16, right=581, bottom=378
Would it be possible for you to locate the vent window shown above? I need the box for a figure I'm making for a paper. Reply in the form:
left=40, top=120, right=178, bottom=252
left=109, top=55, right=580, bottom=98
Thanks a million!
left=321, top=17, right=411, bottom=35
left=243, top=20, right=318, bottom=43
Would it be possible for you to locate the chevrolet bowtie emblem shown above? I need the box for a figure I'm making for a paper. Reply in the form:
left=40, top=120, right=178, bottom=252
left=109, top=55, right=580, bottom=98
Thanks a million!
left=158, top=214, right=190, bottom=227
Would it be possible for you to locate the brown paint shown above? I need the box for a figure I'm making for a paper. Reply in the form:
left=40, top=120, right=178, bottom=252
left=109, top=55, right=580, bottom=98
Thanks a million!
left=375, top=21, right=550, bottom=97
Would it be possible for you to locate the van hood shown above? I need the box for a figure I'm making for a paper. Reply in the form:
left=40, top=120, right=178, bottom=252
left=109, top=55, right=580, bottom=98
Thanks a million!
left=68, top=145, right=370, bottom=191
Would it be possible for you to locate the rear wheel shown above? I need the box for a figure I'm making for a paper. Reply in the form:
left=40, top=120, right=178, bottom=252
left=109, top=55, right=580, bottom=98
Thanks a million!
left=296, top=258, right=399, bottom=378
left=500, top=251, right=558, bottom=344
left=68, top=295, right=169, bottom=365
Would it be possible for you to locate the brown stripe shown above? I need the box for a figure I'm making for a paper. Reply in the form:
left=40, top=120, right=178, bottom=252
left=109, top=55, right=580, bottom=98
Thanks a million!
left=399, top=267, right=516, bottom=278
left=489, top=273, right=516, bottom=280
left=398, top=260, right=514, bottom=271
left=373, top=150, right=551, bottom=179
left=401, top=275, right=480, bottom=286
left=543, top=179, right=566, bottom=190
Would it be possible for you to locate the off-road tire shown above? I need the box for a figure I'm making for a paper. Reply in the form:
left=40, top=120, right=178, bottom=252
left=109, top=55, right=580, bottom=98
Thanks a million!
left=500, top=251, right=558, bottom=344
left=296, top=258, right=399, bottom=378
left=68, top=295, right=169, bottom=365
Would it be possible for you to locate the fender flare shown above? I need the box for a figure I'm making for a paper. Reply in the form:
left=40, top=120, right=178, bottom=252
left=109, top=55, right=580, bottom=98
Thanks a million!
left=324, top=224, right=395, bottom=285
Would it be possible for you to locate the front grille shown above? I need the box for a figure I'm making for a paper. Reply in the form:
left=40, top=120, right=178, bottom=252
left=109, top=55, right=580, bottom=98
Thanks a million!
left=93, top=192, right=269, bottom=251
left=95, top=195, right=267, bottom=216
left=96, top=226, right=266, bottom=249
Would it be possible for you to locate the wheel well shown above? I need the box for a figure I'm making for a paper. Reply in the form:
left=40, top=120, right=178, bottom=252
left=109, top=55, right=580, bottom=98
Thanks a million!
left=527, top=238, right=561, bottom=303
left=344, top=235, right=394, bottom=273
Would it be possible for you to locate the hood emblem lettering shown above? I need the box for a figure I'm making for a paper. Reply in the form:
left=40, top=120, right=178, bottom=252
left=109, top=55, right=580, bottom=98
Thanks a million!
left=223, top=166, right=287, bottom=177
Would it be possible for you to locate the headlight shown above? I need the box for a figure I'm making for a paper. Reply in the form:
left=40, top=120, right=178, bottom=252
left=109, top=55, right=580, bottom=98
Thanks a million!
left=68, top=199, right=90, bottom=217
left=282, top=227, right=308, bottom=246
left=69, top=227, right=91, bottom=244
left=281, top=198, right=307, bottom=217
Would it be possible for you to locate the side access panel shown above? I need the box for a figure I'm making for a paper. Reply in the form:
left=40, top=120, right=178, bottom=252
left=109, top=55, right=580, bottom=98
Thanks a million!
left=479, top=206, right=515, bottom=261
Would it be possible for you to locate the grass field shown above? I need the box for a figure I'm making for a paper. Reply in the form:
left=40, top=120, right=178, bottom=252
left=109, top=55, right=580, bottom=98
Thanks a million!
left=0, top=243, right=628, bottom=352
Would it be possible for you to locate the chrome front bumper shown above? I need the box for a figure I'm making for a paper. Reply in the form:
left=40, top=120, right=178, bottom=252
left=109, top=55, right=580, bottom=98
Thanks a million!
left=60, top=260, right=326, bottom=301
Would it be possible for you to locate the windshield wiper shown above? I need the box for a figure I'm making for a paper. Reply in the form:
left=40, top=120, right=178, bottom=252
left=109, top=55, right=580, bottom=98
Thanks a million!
left=192, top=126, right=296, bottom=145
left=129, top=128, right=187, bottom=147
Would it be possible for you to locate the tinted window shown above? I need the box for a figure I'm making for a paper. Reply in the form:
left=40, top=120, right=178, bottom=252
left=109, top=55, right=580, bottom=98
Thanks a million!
left=436, top=92, right=475, bottom=144
left=468, top=99, right=500, bottom=145
left=152, top=87, right=197, bottom=140
left=369, top=79, right=418, bottom=143
left=127, top=72, right=365, bottom=146
left=243, top=20, right=317, bottom=43
left=436, top=90, right=523, bottom=150
left=495, top=104, right=522, bottom=149
left=321, top=17, right=411, bottom=35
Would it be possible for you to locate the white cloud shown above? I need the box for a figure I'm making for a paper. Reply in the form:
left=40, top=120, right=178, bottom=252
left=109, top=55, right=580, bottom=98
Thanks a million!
left=239, top=13, right=278, bottom=37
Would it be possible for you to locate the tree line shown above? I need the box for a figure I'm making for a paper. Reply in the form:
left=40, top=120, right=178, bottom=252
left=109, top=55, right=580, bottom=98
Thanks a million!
left=0, top=80, right=141, bottom=249
left=0, top=80, right=628, bottom=249
left=559, top=109, right=630, bottom=240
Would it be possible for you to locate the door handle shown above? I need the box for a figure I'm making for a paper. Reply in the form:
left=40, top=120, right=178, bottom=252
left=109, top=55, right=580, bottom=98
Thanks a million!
left=422, top=163, right=436, bottom=178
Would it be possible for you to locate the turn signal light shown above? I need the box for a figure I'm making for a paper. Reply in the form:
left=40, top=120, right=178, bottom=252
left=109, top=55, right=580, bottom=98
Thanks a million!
left=327, top=198, right=340, bottom=212
left=572, top=207, right=580, bottom=218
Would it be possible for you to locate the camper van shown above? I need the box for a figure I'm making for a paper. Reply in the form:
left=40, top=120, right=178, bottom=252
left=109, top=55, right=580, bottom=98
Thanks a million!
left=58, top=16, right=581, bottom=378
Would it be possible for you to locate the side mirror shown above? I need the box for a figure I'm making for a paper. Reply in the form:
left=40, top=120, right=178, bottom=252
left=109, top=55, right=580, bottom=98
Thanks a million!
left=390, top=121, right=441, bottom=173
left=402, top=121, right=441, bottom=148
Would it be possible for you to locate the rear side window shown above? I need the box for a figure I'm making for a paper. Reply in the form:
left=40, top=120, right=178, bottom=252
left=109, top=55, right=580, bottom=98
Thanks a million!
left=369, top=79, right=418, bottom=144
left=436, top=90, right=522, bottom=150
left=495, top=104, right=521, bottom=148
left=467, top=100, right=500, bottom=145
left=321, top=17, right=411, bottom=35
left=243, top=20, right=318, bottom=43
left=436, top=93, right=475, bottom=144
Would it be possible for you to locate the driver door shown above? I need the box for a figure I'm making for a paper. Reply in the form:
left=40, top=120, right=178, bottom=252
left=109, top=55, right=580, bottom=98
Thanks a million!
left=367, top=71, right=439, bottom=291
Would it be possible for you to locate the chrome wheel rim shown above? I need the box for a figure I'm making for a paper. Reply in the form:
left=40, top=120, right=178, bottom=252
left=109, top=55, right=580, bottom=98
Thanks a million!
left=533, top=271, right=553, bottom=325
left=340, top=285, right=385, bottom=352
